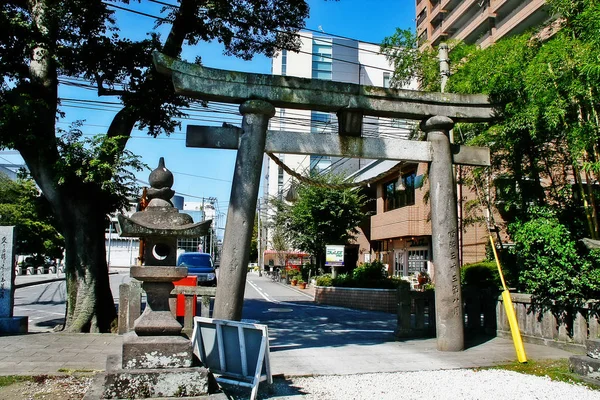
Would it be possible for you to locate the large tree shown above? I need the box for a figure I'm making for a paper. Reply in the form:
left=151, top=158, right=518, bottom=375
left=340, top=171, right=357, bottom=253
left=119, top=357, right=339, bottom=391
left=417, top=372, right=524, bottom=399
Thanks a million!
left=1, top=0, right=312, bottom=332
left=283, top=175, right=367, bottom=270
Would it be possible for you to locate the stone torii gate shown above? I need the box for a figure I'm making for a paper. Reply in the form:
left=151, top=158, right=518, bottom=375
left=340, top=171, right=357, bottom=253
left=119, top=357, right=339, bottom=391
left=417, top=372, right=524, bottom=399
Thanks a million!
left=154, top=52, right=496, bottom=352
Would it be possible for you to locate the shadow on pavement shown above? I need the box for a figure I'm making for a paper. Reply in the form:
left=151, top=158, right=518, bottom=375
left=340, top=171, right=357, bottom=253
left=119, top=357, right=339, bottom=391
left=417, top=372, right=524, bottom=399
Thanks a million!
left=220, top=375, right=308, bottom=400
left=242, top=298, right=399, bottom=352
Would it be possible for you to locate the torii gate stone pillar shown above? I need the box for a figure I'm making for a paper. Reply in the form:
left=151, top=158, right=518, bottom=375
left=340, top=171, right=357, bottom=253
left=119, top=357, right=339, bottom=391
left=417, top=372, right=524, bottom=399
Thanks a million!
left=213, top=100, right=275, bottom=320
left=423, top=116, right=463, bottom=351
left=154, top=52, right=497, bottom=351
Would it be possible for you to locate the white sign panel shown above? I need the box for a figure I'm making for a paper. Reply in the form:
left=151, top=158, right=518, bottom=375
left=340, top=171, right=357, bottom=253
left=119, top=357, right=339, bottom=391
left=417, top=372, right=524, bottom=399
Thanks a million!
left=325, top=245, right=344, bottom=267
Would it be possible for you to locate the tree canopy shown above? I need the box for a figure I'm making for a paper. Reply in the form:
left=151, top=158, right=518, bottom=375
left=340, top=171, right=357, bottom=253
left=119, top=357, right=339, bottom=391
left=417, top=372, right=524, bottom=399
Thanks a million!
left=1, top=0, right=314, bottom=332
left=0, top=173, right=63, bottom=260
left=281, top=175, right=368, bottom=269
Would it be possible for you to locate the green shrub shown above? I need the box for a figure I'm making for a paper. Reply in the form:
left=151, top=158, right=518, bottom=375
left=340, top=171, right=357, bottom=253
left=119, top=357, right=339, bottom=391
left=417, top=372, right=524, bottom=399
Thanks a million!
left=332, top=273, right=353, bottom=287
left=352, top=260, right=386, bottom=282
left=315, top=274, right=332, bottom=286
left=509, top=206, right=598, bottom=311
left=461, top=261, right=502, bottom=289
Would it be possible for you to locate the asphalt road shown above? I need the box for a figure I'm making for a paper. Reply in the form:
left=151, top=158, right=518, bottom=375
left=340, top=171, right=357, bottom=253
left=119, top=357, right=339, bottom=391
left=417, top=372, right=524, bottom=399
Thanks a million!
left=14, top=271, right=132, bottom=332
left=13, top=270, right=397, bottom=341
left=243, top=273, right=397, bottom=352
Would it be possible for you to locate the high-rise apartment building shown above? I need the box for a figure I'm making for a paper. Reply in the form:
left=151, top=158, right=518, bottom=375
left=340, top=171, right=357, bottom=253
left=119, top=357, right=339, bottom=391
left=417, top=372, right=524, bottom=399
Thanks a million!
left=264, top=32, right=416, bottom=204
left=416, top=0, right=551, bottom=50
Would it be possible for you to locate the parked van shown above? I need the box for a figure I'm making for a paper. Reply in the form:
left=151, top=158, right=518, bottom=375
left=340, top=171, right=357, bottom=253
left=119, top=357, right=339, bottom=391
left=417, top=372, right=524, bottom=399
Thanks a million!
left=176, top=252, right=217, bottom=286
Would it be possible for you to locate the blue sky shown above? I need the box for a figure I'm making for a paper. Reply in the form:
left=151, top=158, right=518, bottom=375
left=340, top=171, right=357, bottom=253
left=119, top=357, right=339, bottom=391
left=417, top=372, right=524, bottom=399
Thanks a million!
left=3, top=0, right=416, bottom=233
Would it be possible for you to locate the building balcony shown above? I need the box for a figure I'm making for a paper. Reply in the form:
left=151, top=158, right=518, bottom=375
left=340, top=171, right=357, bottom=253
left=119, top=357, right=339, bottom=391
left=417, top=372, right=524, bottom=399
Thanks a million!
left=371, top=204, right=431, bottom=241
left=494, top=0, right=549, bottom=40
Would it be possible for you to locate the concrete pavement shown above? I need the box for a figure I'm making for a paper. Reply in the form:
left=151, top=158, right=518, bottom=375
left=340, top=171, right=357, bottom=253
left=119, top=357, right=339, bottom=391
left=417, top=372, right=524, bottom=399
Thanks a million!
left=2, top=273, right=579, bottom=378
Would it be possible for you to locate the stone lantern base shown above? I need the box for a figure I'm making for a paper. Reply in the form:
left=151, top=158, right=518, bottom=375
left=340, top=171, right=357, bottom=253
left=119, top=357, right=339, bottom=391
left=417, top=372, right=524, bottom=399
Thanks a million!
left=84, top=354, right=223, bottom=399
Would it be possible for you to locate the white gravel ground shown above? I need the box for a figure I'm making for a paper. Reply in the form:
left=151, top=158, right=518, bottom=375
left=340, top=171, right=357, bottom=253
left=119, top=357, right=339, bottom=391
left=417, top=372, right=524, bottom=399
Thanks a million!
left=248, top=369, right=600, bottom=400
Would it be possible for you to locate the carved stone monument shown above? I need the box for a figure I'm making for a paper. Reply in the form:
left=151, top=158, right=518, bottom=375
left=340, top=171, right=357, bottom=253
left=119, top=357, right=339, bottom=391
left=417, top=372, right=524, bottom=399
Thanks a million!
left=85, top=159, right=219, bottom=399
left=0, top=226, right=28, bottom=333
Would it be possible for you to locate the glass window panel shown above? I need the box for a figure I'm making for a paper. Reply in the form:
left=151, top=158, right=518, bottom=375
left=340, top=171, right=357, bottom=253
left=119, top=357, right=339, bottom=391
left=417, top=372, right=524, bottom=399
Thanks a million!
left=312, top=61, right=332, bottom=71
left=312, top=70, right=332, bottom=80
left=383, top=72, right=391, bottom=88
left=312, top=43, right=332, bottom=54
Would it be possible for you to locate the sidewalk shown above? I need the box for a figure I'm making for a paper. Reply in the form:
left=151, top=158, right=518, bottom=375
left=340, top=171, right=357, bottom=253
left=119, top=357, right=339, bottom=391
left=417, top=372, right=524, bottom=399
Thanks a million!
left=0, top=331, right=576, bottom=377
left=5, top=273, right=578, bottom=379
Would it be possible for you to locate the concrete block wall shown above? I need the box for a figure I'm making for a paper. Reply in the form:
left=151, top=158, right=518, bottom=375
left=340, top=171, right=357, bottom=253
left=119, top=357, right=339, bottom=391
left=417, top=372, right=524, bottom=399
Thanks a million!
left=314, top=286, right=397, bottom=313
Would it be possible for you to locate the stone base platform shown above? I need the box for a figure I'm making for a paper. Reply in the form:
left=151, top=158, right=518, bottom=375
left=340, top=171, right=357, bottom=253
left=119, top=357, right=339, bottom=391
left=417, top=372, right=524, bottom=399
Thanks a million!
left=122, top=333, right=193, bottom=369
left=569, top=339, right=600, bottom=385
left=0, top=316, right=28, bottom=333
left=84, top=354, right=224, bottom=399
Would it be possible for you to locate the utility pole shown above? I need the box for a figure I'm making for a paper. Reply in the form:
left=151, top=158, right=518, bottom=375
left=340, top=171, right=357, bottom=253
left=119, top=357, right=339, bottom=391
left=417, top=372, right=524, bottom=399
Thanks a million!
left=439, top=43, right=450, bottom=94
left=257, top=199, right=263, bottom=277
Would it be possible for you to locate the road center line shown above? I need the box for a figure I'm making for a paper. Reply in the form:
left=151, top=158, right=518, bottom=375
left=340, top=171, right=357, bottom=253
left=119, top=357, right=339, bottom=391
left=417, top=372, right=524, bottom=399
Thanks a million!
left=247, top=280, right=279, bottom=304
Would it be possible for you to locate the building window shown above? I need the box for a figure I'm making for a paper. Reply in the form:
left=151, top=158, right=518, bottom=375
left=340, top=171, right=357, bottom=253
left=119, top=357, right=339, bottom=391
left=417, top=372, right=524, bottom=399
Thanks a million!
left=310, top=155, right=331, bottom=173
left=407, top=249, right=428, bottom=275
left=281, top=49, right=287, bottom=76
left=384, top=170, right=417, bottom=211
left=277, top=164, right=284, bottom=200
left=312, top=38, right=332, bottom=80
left=383, top=72, right=391, bottom=88
left=311, top=111, right=333, bottom=134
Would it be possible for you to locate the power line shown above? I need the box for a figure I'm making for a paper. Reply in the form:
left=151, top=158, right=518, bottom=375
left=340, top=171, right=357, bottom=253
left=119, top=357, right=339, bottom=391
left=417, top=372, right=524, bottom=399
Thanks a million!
left=104, top=2, right=396, bottom=73
left=147, top=0, right=179, bottom=8
left=103, top=2, right=170, bottom=22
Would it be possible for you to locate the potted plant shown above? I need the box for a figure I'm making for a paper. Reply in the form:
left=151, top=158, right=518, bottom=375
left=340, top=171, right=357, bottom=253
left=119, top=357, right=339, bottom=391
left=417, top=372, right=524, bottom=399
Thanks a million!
left=298, top=279, right=306, bottom=289
left=417, top=270, right=430, bottom=290
left=291, top=273, right=298, bottom=286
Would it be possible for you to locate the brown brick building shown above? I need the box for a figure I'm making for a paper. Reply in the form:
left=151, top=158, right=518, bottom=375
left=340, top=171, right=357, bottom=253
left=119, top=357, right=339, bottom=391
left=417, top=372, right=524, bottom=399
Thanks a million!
left=350, top=160, right=490, bottom=281
left=416, top=0, right=551, bottom=50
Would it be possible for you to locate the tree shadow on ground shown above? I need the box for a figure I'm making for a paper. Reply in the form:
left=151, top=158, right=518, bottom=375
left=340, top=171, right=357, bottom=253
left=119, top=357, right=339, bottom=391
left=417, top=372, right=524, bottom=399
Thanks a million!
left=219, top=375, right=308, bottom=400
left=35, top=317, right=65, bottom=330
left=240, top=298, right=496, bottom=353
left=241, top=298, right=398, bottom=351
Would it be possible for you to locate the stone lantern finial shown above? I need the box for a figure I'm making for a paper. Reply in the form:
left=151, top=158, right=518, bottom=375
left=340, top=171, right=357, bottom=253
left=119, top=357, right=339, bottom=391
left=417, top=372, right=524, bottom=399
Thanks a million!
left=147, top=157, right=175, bottom=204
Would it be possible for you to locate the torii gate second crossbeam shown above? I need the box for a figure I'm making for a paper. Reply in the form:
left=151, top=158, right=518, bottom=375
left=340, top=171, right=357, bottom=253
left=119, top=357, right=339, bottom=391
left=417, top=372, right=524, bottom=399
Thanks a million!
left=154, top=52, right=497, bottom=352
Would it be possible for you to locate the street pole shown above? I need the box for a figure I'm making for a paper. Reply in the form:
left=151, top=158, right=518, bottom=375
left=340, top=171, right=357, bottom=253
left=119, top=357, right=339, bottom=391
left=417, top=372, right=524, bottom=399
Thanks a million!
left=107, top=217, right=113, bottom=270
left=257, top=199, right=262, bottom=277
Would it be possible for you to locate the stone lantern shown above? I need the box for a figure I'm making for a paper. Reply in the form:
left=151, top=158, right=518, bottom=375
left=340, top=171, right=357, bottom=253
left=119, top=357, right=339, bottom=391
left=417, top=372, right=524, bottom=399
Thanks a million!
left=92, top=158, right=216, bottom=399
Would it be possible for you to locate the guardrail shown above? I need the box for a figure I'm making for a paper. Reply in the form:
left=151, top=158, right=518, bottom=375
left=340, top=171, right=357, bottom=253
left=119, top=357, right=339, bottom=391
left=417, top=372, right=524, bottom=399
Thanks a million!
left=15, top=264, right=63, bottom=275
left=117, top=280, right=216, bottom=336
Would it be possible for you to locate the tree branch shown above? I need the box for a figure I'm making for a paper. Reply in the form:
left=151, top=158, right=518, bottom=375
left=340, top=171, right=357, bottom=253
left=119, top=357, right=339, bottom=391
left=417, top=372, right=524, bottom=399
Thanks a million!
left=95, top=72, right=126, bottom=96
left=162, top=0, right=200, bottom=57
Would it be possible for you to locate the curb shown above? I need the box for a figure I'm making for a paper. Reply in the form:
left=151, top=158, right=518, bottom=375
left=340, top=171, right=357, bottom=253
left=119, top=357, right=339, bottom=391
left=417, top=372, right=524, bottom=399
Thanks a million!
left=15, top=271, right=119, bottom=289
left=276, top=280, right=315, bottom=300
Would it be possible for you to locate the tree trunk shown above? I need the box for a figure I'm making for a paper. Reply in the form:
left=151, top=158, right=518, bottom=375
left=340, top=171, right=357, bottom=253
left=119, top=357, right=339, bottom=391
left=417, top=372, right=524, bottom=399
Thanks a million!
left=62, top=199, right=116, bottom=332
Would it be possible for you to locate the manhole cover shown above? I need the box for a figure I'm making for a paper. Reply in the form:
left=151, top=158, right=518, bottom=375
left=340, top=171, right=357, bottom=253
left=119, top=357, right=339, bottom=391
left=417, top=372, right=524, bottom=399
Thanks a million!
left=267, top=308, right=294, bottom=313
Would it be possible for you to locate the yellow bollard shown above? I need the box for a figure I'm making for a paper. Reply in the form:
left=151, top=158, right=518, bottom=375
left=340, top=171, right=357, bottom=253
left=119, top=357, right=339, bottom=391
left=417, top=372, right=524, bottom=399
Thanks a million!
left=490, top=236, right=527, bottom=363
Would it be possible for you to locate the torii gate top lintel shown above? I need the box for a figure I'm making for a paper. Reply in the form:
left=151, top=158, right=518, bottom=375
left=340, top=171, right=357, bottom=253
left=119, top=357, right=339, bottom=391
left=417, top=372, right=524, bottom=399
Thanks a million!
left=154, top=52, right=497, bottom=123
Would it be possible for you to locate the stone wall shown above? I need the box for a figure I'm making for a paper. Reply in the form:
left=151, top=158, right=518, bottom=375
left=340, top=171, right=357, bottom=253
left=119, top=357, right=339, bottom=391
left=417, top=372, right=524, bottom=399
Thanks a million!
left=497, top=293, right=600, bottom=353
left=314, top=286, right=397, bottom=313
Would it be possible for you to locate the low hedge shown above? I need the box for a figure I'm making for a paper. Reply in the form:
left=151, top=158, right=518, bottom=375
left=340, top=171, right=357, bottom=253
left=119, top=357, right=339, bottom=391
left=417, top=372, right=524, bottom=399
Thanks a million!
left=315, top=260, right=410, bottom=290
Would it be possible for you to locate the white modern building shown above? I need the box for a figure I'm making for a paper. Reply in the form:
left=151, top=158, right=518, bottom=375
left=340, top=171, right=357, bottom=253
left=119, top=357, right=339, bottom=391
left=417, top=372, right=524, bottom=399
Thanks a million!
left=261, top=32, right=417, bottom=256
